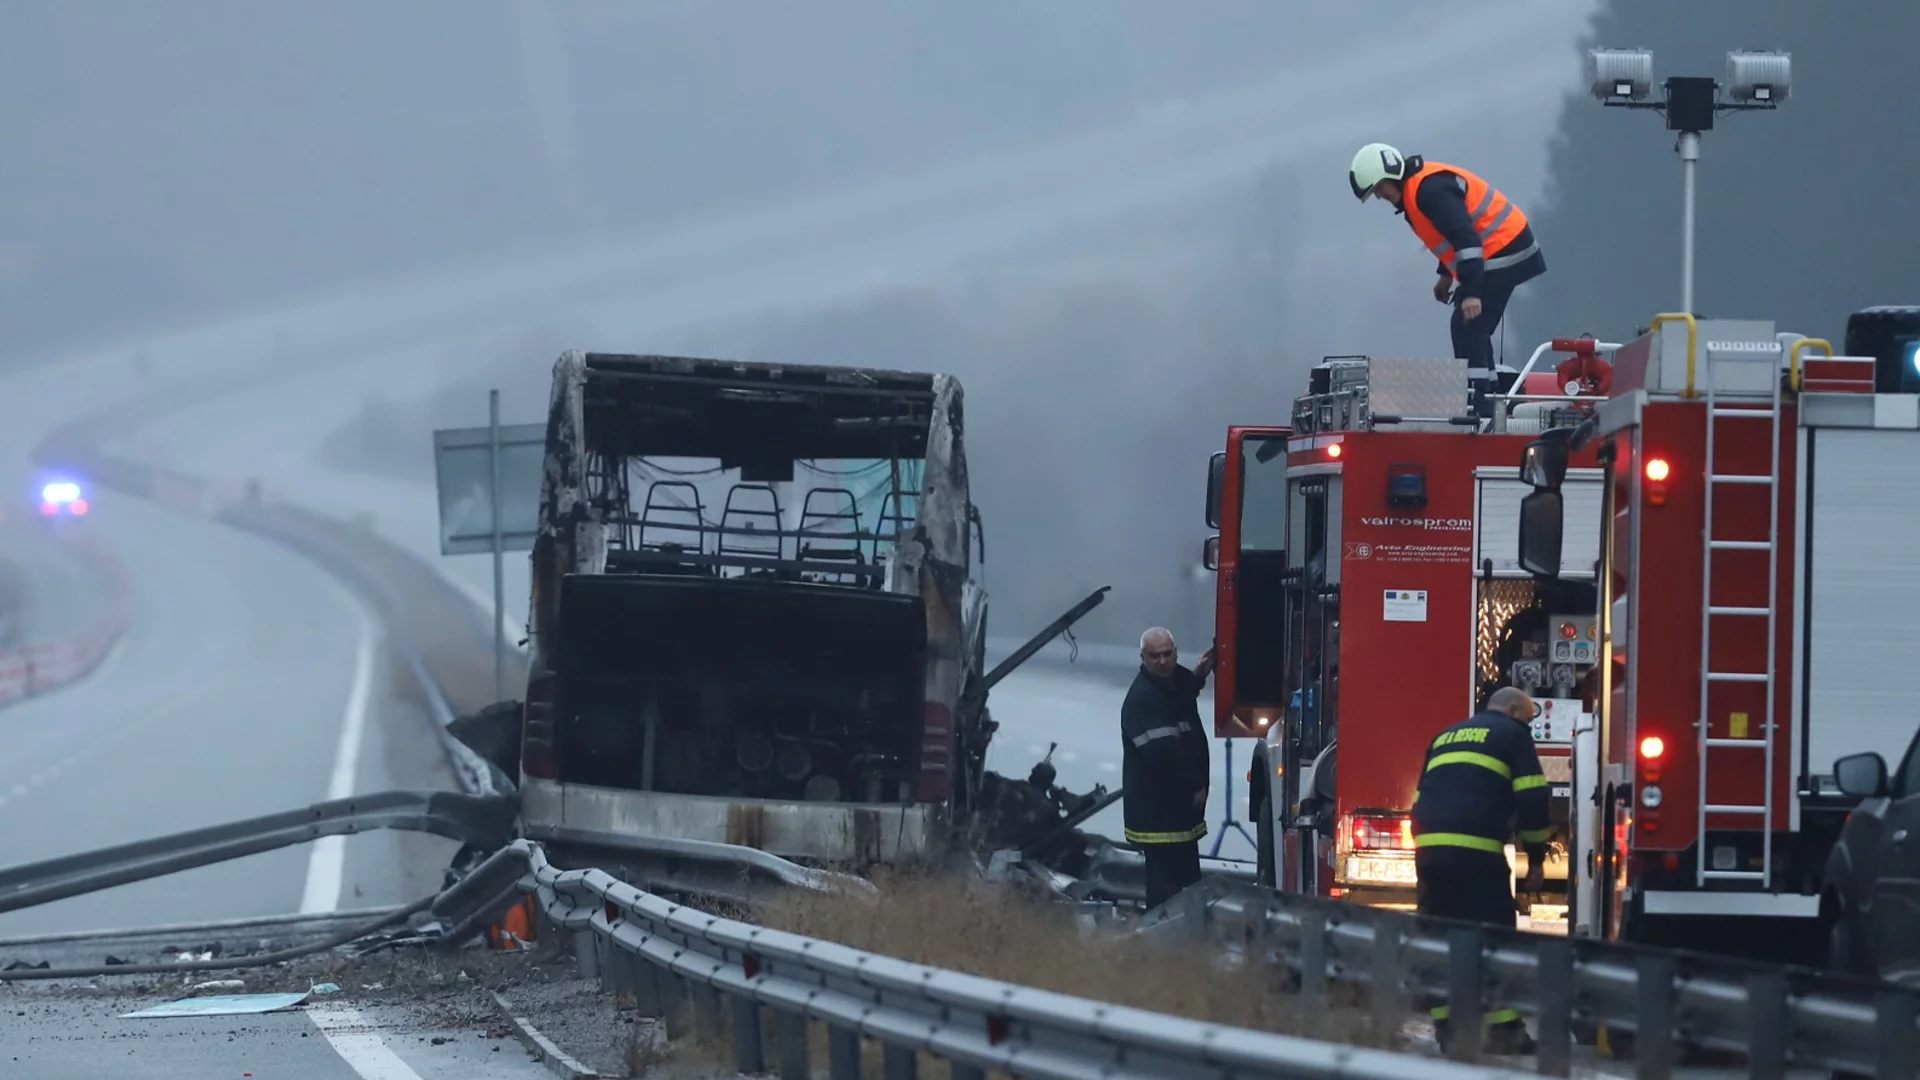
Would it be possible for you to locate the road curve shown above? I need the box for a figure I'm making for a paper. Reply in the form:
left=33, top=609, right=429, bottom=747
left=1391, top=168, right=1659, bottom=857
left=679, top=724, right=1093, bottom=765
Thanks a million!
left=0, top=362, right=458, bottom=939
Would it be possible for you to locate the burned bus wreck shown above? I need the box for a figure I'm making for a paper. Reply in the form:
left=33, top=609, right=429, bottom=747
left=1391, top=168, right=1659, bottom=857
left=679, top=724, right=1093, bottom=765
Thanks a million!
left=513, top=352, right=1003, bottom=870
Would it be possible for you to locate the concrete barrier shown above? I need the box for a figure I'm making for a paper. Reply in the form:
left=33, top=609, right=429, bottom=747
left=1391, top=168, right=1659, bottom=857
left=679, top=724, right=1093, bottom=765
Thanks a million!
left=0, top=538, right=130, bottom=709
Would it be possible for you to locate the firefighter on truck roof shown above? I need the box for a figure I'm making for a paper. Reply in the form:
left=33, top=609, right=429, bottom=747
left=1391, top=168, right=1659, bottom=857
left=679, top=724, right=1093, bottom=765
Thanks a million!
left=1410, top=685, right=1549, bottom=1057
left=1121, top=627, right=1215, bottom=911
left=1347, top=143, right=1546, bottom=418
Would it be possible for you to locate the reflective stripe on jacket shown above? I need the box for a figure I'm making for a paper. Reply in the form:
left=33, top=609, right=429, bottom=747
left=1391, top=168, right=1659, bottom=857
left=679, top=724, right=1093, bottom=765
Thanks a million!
left=1120, top=665, right=1211, bottom=845
left=1409, top=708, right=1551, bottom=856
left=1402, top=160, right=1534, bottom=277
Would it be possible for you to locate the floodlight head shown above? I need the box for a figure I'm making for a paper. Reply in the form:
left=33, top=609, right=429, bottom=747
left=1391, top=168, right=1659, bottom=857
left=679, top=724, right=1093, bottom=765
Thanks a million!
left=1588, top=47, right=1654, bottom=102
left=1726, top=50, right=1791, bottom=104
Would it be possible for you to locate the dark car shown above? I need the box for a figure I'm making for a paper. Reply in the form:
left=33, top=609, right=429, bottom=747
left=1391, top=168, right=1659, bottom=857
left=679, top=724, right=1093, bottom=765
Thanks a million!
left=1824, top=731, right=1920, bottom=985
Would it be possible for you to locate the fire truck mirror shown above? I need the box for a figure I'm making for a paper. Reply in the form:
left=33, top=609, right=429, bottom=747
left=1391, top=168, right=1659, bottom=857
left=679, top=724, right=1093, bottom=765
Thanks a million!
left=1518, top=489, right=1565, bottom=578
left=1834, top=751, right=1889, bottom=799
left=1520, top=436, right=1570, bottom=491
left=1202, top=535, right=1220, bottom=572
left=1206, top=451, right=1226, bottom=529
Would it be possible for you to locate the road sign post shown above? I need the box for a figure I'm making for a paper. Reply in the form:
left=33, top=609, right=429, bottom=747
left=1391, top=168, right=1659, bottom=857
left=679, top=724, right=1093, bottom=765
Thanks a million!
left=432, top=397, right=544, bottom=705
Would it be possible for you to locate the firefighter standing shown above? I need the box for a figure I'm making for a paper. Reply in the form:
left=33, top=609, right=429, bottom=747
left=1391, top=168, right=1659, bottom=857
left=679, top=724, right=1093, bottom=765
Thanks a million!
left=1347, top=143, right=1546, bottom=417
left=1121, top=627, right=1215, bottom=910
left=1410, top=685, right=1550, bottom=1057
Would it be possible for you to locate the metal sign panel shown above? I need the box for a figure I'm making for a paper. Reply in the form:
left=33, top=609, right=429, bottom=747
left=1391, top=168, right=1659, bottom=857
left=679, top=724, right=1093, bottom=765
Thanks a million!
left=431, top=422, right=545, bottom=556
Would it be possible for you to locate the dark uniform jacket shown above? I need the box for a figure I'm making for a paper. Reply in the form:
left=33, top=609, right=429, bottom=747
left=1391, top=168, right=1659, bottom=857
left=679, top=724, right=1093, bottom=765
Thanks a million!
left=1410, top=708, right=1551, bottom=861
left=1121, top=664, right=1211, bottom=845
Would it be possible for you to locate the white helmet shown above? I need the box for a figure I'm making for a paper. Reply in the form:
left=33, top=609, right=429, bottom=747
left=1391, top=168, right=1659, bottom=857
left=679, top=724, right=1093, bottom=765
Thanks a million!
left=1349, top=142, right=1409, bottom=202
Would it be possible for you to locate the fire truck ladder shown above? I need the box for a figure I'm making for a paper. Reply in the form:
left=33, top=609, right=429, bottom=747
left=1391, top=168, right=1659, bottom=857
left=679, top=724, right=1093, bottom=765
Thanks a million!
left=1695, top=343, right=1784, bottom=889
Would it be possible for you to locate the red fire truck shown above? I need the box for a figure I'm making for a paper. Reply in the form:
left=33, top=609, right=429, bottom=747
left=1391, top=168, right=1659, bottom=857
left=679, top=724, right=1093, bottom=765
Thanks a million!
left=1514, top=307, right=1920, bottom=963
left=1204, top=347, right=1612, bottom=920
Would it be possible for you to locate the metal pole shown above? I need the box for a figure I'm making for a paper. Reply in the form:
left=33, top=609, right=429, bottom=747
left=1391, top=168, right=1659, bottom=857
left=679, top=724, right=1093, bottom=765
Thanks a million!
left=489, top=389, right=506, bottom=705
left=1678, top=131, right=1700, bottom=315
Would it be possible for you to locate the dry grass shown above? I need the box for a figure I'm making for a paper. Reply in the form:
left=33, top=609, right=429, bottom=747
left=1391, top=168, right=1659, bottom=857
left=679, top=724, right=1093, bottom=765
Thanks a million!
left=619, top=872, right=1404, bottom=1079
left=749, top=869, right=1395, bottom=1050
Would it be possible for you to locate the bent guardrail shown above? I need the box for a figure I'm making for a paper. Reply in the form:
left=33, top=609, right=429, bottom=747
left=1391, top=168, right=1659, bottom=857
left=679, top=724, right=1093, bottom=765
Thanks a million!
left=501, top=839, right=1527, bottom=1080
left=0, top=788, right=513, bottom=919
left=1154, top=878, right=1918, bottom=1079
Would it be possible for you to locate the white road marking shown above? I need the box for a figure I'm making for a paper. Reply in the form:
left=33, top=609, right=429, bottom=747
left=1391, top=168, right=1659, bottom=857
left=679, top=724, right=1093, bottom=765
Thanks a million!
left=300, top=603, right=377, bottom=915
left=309, top=1006, right=427, bottom=1080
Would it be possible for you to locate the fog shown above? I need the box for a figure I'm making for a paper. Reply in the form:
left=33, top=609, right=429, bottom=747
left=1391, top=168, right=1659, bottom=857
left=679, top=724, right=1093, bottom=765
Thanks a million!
left=4, top=1, right=1606, bottom=644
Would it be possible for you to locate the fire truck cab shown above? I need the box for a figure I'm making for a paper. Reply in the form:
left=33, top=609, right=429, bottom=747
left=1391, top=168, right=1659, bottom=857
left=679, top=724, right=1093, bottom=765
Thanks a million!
left=1205, top=347, right=1610, bottom=923
left=1515, top=306, right=1920, bottom=965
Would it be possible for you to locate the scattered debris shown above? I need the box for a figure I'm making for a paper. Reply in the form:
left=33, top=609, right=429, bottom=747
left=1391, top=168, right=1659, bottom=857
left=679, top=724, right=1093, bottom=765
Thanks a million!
left=121, top=992, right=310, bottom=1019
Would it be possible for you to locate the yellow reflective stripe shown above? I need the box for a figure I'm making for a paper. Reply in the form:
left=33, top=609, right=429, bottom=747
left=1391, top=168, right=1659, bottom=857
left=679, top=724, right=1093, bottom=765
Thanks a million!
left=1520, top=828, right=1551, bottom=844
left=1125, top=824, right=1208, bottom=844
left=1513, top=773, right=1547, bottom=792
left=1430, top=1006, right=1523, bottom=1027
left=1427, top=751, right=1510, bottom=778
left=1413, top=832, right=1506, bottom=853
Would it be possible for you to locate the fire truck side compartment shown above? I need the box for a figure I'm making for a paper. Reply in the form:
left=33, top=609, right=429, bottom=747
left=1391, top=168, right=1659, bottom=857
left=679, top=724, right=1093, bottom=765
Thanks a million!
left=1800, top=404, right=1920, bottom=794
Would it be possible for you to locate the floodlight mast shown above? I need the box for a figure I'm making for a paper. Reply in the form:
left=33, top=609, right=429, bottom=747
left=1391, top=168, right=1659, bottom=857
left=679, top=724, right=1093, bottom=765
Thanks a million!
left=1587, top=48, right=1791, bottom=316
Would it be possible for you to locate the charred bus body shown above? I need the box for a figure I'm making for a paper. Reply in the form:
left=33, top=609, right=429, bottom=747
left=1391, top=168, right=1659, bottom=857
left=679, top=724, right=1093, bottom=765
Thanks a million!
left=515, top=352, right=990, bottom=871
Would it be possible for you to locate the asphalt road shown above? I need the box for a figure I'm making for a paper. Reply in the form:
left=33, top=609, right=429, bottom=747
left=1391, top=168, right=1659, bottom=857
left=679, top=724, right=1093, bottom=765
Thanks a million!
left=0, top=997, right=557, bottom=1080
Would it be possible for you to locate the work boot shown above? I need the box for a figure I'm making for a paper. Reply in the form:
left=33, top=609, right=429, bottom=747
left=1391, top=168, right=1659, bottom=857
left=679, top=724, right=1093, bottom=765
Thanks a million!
left=1485, top=1019, right=1537, bottom=1056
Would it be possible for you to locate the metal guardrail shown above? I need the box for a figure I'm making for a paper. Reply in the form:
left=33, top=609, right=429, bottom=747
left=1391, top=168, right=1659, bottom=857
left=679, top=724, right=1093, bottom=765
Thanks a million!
left=497, top=838, right=1530, bottom=1080
left=0, top=789, right=512, bottom=918
left=1154, top=878, right=1918, bottom=1079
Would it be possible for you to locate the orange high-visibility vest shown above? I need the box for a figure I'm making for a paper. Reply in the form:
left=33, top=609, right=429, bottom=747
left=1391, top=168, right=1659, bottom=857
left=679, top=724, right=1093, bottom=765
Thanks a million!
left=1402, top=161, right=1531, bottom=279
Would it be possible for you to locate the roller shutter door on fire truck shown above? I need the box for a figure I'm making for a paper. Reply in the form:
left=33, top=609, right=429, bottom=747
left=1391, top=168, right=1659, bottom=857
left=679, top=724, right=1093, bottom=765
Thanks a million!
left=1473, top=469, right=1605, bottom=576
left=1804, top=427, right=1920, bottom=782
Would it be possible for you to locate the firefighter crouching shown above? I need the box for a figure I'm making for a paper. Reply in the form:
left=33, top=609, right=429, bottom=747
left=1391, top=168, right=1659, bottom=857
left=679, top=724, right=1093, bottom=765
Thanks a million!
left=1410, top=685, right=1549, bottom=1057
left=1121, top=627, right=1215, bottom=910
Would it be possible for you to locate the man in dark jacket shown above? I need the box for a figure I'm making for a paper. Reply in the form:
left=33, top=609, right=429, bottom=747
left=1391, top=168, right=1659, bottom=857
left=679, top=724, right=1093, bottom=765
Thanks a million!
left=1410, top=685, right=1550, bottom=1056
left=1121, top=627, right=1215, bottom=910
